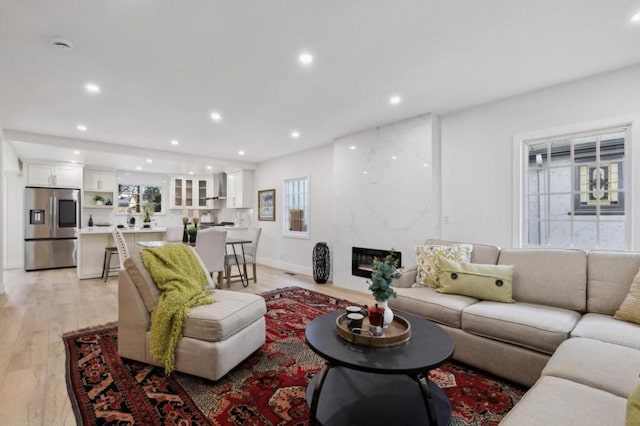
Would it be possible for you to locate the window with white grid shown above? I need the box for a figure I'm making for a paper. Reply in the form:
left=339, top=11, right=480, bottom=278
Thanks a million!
left=283, top=177, right=309, bottom=238
left=523, top=127, right=628, bottom=250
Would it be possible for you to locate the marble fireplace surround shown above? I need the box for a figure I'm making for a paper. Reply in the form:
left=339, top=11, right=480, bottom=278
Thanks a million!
left=333, top=114, right=441, bottom=291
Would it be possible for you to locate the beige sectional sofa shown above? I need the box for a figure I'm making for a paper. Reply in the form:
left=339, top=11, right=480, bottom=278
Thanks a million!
left=390, top=239, right=640, bottom=425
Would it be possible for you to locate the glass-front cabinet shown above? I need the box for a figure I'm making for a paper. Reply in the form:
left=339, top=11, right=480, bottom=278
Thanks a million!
left=170, top=175, right=212, bottom=209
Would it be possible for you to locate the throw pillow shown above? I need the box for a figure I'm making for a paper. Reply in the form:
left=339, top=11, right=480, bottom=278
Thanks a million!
left=436, top=258, right=515, bottom=303
left=627, top=382, right=640, bottom=426
left=416, top=244, right=473, bottom=288
left=614, top=269, right=640, bottom=325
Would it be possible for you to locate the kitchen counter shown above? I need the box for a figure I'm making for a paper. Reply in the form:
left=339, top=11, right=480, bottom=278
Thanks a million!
left=77, top=226, right=167, bottom=235
left=76, top=227, right=167, bottom=279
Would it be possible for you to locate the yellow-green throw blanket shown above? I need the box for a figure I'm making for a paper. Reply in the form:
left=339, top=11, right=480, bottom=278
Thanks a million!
left=141, top=243, right=214, bottom=374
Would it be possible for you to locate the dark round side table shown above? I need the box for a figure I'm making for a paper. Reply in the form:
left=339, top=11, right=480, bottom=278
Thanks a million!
left=305, top=310, right=454, bottom=426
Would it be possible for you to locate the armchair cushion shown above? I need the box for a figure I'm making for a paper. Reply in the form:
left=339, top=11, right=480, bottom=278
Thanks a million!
left=184, top=289, right=267, bottom=342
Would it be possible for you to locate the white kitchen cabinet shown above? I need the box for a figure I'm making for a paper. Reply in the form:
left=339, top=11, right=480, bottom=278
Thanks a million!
left=84, top=169, right=115, bottom=191
left=83, top=169, right=116, bottom=209
left=27, top=163, right=83, bottom=188
left=226, top=169, right=254, bottom=208
left=170, top=176, right=212, bottom=209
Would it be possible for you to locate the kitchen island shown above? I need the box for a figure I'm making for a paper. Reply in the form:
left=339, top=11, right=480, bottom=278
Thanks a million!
left=76, top=227, right=167, bottom=279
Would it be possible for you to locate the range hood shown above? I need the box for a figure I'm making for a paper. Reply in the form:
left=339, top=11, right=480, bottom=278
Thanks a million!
left=212, top=172, right=227, bottom=199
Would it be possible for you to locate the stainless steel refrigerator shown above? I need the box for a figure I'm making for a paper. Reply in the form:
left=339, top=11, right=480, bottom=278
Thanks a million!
left=24, top=187, right=80, bottom=271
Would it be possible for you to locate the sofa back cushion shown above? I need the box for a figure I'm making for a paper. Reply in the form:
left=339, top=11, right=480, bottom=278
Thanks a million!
left=425, top=239, right=500, bottom=265
left=124, top=247, right=214, bottom=313
left=124, top=256, right=161, bottom=313
left=588, top=251, right=640, bottom=315
left=498, top=248, right=587, bottom=312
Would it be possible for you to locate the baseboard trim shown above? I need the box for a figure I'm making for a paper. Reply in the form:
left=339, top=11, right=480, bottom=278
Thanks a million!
left=257, top=257, right=313, bottom=277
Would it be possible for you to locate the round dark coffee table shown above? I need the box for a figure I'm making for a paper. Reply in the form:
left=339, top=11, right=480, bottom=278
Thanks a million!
left=305, top=310, right=454, bottom=426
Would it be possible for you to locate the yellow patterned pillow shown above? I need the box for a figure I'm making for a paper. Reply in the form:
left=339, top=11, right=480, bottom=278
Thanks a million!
left=416, top=244, right=473, bottom=288
left=614, top=269, right=640, bottom=325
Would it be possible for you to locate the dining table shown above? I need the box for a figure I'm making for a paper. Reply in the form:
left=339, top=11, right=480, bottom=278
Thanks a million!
left=136, top=237, right=253, bottom=287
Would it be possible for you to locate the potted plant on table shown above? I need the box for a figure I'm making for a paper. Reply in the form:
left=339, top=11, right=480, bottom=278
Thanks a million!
left=142, top=201, right=155, bottom=226
left=187, top=226, right=198, bottom=245
left=368, top=252, right=402, bottom=330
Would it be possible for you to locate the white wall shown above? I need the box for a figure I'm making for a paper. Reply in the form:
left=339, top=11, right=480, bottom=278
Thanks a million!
left=2, top=140, right=24, bottom=271
left=254, top=144, right=335, bottom=276
left=441, top=63, right=640, bottom=249
left=333, top=114, right=441, bottom=291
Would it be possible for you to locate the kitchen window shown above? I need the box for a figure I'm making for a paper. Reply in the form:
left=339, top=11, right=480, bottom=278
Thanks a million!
left=117, top=184, right=164, bottom=215
left=522, top=126, right=628, bottom=250
left=283, top=177, right=309, bottom=238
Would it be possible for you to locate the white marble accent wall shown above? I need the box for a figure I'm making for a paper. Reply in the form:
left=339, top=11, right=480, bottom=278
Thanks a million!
left=333, top=114, right=441, bottom=291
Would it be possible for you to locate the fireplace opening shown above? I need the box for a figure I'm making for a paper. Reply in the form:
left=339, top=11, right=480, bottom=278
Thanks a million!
left=351, top=247, right=401, bottom=278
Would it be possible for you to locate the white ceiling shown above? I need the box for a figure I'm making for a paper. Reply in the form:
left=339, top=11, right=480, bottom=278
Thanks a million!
left=1, top=1, right=640, bottom=172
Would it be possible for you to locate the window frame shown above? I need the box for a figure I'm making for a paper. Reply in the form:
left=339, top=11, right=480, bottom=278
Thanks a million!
left=117, top=183, right=165, bottom=215
left=513, top=120, right=632, bottom=250
left=282, top=176, right=310, bottom=239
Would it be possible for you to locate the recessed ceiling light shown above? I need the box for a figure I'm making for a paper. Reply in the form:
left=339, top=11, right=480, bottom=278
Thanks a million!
left=188, top=171, right=194, bottom=175
left=363, top=171, right=368, bottom=175
left=423, top=163, right=429, bottom=167
left=77, top=124, right=87, bottom=132
left=389, top=95, right=402, bottom=105
left=73, top=150, right=80, bottom=155
left=298, top=52, right=313, bottom=66
left=349, top=146, right=357, bottom=150
left=136, top=166, right=142, bottom=170
left=171, top=139, right=179, bottom=145
left=84, top=83, right=101, bottom=94
left=146, top=159, right=152, bottom=163
left=206, top=165, right=212, bottom=170
left=630, top=11, right=640, bottom=22
left=210, top=112, right=222, bottom=122
left=291, top=130, right=300, bottom=139
left=238, top=150, right=245, bottom=156
left=391, top=156, right=397, bottom=160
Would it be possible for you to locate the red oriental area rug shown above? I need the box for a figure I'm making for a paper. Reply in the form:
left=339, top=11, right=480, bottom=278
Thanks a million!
left=63, top=287, right=526, bottom=425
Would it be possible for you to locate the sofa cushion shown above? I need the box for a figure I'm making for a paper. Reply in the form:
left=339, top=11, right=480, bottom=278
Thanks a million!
left=615, top=268, right=640, bottom=325
left=415, top=243, right=472, bottom=288
left=437, top=259, right=514, bottom=303
left=183, top=289, right=266, bottom=342
left=499, top=376, right=626, bottom=426
left=543, top=337, right=640, bottom=398
left=497, top=248, right=587, bottom=312
left=124, top=247, right=215, bottom=313
left=588, top=251, right=640, bottom=315
left=124, top=256, right=161, bottom=313
left=424, top=239, right=500, bottom=265
left=461, top=301, right=581, bottom=354
left=389, top=287, right=478, bottom=328
left=571, top=313, right=640, bottom=350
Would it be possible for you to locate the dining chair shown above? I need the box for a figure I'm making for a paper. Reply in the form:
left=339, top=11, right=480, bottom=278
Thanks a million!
left=165, top=225, right=184, bottom=242
left=194, top=228, right=227, bottom=287
left=225, top=227, right=262, bottom=285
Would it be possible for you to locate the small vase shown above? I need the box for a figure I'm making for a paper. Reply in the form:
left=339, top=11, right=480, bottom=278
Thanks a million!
left=376, top=300, right=394, bottom=328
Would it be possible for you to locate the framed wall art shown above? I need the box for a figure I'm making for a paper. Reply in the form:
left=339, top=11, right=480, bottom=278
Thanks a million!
left=258, top=189, right=276, bottom=221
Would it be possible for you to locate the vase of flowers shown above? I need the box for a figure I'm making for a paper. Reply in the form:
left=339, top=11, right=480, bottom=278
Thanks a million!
left=368, top=252, right=402, bottom=329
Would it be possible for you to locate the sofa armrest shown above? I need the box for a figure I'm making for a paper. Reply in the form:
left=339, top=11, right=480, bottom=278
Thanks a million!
left=394, top=266, right=418, bottom=288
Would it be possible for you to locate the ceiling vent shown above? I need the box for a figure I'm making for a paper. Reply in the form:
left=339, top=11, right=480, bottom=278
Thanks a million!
left=50, top=38, right=73, bottom=51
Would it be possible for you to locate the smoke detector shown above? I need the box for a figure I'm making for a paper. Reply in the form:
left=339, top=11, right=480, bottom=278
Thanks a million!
left=50, top=38, right=73, bottom=51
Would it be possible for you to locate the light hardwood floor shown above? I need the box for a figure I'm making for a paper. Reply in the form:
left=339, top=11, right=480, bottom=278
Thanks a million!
left=0, top=265, right=372, bottom=425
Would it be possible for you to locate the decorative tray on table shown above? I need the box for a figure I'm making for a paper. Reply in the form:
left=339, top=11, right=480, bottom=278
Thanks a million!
left=335, top=313, right=411, bottom=348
